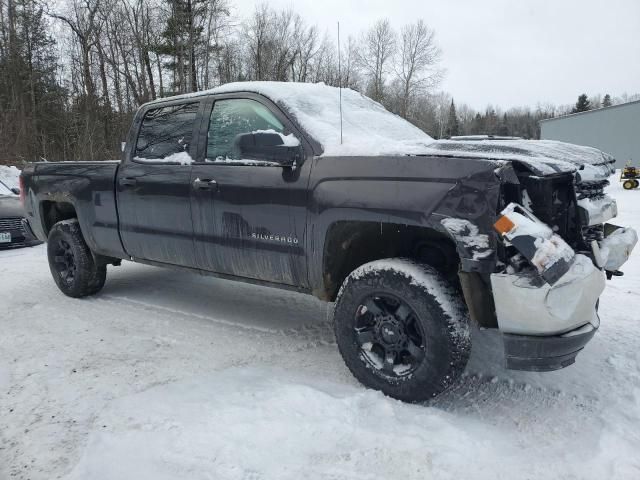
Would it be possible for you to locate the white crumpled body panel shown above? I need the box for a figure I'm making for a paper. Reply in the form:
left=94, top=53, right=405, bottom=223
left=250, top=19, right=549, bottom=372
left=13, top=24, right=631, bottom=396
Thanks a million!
left=491, top=254, right=605, bottom=336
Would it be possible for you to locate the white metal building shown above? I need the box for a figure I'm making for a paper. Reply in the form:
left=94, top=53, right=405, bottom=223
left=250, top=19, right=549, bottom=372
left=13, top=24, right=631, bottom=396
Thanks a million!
left=540, top=100, right=640, bottom=168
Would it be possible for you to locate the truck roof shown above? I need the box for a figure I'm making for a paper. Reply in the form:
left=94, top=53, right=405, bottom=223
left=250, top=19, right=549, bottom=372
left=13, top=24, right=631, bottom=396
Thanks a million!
left=145, top=81, right=435, bottom=157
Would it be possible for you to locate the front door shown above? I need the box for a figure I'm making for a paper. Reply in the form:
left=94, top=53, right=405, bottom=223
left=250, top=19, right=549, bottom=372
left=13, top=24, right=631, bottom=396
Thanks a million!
left=117, top=101, right=201, bottom=267
left=190, top=96, right=311, bottom=286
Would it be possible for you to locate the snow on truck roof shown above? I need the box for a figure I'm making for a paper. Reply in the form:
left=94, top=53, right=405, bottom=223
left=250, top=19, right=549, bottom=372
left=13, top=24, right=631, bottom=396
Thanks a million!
left=147, top=81, right=614, bottom=176
left=148, top=81, right=434, bottom=157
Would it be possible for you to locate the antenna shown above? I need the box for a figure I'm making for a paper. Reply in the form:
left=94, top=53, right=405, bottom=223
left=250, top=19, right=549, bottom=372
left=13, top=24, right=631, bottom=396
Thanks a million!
left=338, top=21, right=343, bottom=144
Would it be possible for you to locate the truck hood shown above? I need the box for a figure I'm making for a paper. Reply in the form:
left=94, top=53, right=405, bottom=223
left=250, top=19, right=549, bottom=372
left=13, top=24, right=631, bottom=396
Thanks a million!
left=426, top=139, right=616, bottom=179
left=0, top=195, right=24, bottom=218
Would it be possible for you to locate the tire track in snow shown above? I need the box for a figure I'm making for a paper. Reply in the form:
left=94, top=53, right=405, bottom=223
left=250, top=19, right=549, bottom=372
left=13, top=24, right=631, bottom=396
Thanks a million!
left=95, top=294, right=336, bottom=344
left=97, top=295, right=281, bottom=334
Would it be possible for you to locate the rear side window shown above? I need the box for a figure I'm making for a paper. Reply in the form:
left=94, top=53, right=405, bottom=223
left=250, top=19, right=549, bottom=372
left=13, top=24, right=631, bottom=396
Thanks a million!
left=134, top=103, right=199, bottom=163
left=207, top=99, right=285, bottom=162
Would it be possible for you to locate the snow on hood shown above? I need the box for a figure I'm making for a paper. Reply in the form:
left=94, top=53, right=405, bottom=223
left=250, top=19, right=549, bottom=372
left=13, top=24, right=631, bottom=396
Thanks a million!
left=429, top=139, right=616, bottom=177
left=147, top=81, right=435, bottom=156
left=0, top=165, right=20, bottom=190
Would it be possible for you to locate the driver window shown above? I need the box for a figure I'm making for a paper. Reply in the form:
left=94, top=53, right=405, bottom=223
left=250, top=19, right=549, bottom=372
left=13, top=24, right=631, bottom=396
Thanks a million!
left=206, top=99, right=285, bottom=162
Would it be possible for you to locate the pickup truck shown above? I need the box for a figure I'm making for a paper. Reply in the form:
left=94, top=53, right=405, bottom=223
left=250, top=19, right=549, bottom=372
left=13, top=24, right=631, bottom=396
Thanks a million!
left=20, top=82, right=637, bottom=402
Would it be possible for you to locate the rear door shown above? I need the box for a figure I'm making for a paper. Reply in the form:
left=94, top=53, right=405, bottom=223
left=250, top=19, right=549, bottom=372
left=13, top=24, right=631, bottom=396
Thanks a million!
left=117, top=100, right=203, bottom=267
left=190, top=94, right=312, bottom=286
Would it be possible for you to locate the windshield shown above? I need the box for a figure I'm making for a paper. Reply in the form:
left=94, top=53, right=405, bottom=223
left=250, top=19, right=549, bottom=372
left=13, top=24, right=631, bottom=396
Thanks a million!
left=0, top=181, right=14, bottom=196
left=202, top=82, right=435, bottom=156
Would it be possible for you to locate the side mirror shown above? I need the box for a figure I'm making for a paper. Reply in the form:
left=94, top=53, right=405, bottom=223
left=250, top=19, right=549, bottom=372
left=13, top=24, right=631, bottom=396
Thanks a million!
left=11, top=187, right=20, bottom=195
left=234, top=132, right=302, bottom=167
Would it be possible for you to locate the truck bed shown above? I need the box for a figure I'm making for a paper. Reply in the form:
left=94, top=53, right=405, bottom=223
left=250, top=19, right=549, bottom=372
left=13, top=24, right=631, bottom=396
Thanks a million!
left=22, top=161, right=125, bottom=259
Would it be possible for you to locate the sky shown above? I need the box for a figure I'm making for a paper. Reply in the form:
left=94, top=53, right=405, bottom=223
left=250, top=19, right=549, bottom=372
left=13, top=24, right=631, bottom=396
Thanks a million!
left=234, top=0, right=640, bottom=110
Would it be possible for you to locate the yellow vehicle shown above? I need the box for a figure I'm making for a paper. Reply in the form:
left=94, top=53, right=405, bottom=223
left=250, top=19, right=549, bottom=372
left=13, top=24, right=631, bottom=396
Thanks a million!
left=621, top=164, right=639, bottom=190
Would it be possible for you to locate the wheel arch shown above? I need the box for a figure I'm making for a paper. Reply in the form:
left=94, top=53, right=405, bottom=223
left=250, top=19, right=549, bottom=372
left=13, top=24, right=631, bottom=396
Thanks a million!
left=317, top=220, right=460, bottom=301
left=40, top=200, right=78, bottom=237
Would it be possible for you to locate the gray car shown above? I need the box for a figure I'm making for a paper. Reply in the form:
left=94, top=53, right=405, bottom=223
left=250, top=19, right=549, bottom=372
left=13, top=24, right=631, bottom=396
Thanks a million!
left=0, top=179, right=42, bottom=249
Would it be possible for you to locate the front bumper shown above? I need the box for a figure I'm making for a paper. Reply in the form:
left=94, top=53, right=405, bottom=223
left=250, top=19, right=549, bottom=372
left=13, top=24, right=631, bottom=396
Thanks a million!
left=491, top=254, right=605, bottom=371
left=503, top=323, right=597, bottom=371
left=491, top=254, right=605, bottom=336
left=490, top=195, right=637, bottom=371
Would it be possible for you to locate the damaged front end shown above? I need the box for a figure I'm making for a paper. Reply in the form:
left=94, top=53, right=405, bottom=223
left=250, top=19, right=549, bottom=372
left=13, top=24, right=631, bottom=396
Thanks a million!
left=489, top=163, right=637, bottom=371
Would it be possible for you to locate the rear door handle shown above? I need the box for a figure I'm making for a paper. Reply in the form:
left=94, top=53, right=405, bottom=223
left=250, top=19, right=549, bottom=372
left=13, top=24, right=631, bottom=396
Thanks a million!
left=193, top=178, right=217, bottom=191
left=119, top=177, right=137, bottom=187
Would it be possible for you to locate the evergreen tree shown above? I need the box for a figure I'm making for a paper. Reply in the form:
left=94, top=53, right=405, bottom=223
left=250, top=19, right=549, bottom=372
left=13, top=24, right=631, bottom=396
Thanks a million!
left=445, top=99, right=460, bottom=138
left=497, top=113, right=509, bottom=136
left=573, top=93, right=591, bottom=113
left=470, top=112, right=484, bottom=135
left=602, top=94, right=612, bottom=108
left=484, top=108, right=498, bottom=135
left=154, top=0, right=207, bottom=94
left=0, top=0, right=66, bottom=163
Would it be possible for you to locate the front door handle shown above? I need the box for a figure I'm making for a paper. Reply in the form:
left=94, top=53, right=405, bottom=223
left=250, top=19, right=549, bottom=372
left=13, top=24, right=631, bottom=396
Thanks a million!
left=119, top=177, right=137, bottom=187
left=193, top=178, right=217, bottom=191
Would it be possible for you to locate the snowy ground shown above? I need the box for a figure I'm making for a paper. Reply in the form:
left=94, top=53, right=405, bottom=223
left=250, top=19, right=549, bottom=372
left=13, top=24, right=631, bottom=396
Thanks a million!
left=1, top=179, right=639, bottom=480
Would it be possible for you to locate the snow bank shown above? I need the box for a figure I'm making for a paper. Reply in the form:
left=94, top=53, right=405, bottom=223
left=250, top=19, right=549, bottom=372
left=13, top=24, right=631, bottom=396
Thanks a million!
left=67, top=367, right=516, bottom=480
left=0, top=165, right=20, bottom=189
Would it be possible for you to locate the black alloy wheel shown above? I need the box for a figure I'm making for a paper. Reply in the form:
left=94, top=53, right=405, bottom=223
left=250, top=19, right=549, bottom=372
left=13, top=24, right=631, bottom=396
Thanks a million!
left=333, top=258, right=471, bottom=402
left=47, top=220, right=107, bottom=297
left=52, top=238, right=77, bottom=286
left=354, top=293, right=426, bottom=377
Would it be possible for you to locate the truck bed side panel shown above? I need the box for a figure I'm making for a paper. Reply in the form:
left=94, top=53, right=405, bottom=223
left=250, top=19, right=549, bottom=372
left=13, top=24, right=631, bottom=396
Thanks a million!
left=24, top=162, right=126, bottom=259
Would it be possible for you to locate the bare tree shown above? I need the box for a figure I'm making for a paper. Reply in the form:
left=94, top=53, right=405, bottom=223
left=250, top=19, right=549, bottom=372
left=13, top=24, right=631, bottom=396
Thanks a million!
left=395, top=20, right=442, bottom=118
left=356, top=19, right=396, bottom=103
left=49, top=0, right=102, bottom=100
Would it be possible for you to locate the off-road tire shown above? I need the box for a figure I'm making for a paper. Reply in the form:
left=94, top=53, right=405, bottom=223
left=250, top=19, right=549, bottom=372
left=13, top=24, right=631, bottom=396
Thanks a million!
left=333, top=258, right=471, bottom=402
left=623, top=179, right=636, bottom=190
left=47, top=219, right=107, bottom=298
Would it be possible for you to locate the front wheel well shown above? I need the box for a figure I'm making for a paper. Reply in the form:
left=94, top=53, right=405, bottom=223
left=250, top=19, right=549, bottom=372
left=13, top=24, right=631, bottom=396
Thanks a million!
left=321, top=221, right=460, bottom=301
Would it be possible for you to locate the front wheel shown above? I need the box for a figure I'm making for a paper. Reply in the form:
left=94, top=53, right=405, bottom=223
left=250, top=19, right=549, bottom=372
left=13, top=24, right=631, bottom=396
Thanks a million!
left=47, top=220, right=106, bottom=298
left=333, top=258, right=471, bottom=402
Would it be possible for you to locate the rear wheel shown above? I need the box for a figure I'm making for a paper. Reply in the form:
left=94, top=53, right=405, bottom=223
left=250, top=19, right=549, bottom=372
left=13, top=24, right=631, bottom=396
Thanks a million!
left=623, top=179, right=636, bottom=190
left=333, top=258, right=471, bottom=402
left=634, top=179, right=640, bottom=189
left=47, top=220, right=106, bottom=297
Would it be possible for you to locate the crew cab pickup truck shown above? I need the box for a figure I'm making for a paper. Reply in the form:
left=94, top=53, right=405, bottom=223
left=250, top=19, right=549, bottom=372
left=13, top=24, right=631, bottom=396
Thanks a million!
left=20, top=82, right=637, bottom=402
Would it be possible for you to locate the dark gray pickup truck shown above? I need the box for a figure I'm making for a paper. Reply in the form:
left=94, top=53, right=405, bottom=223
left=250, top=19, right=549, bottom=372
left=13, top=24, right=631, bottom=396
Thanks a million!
left=20, top=82, right=637, bottom=402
